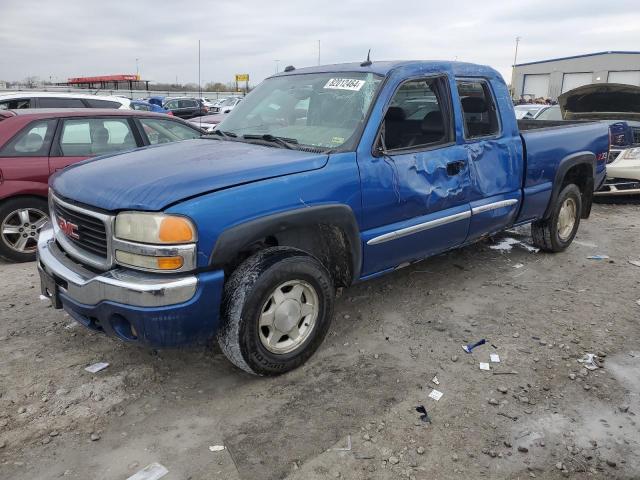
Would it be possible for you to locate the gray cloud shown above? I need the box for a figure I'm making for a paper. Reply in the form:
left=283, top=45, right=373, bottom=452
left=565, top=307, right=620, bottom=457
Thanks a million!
left=1, top=0, right=639, bottom=86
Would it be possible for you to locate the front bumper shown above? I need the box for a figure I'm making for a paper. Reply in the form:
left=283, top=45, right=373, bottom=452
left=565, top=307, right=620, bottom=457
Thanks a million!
left=37, top=223, right=225, bottom=347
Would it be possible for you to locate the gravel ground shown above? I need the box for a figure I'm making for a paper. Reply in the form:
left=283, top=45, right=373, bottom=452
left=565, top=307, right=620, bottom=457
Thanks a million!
left=1, top=201, right=639, bottom=480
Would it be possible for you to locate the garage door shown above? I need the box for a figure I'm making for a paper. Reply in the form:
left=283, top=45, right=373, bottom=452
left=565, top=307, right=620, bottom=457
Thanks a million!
left=522, top=74, right=550, bottom=98
left=608, top=71, right=640, bottom=86
left=561, top=73, right=593, bottom=93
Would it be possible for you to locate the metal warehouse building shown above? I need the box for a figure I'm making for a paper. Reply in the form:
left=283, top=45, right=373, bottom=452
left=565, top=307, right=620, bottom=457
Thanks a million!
left=512, top=51, right=640, bottom=100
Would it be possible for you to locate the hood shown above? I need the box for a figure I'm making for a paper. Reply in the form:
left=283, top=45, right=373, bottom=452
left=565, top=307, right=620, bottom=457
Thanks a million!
left=51, top=139, right=328, bottom=211
left=559, top=83, right=640, bottom=121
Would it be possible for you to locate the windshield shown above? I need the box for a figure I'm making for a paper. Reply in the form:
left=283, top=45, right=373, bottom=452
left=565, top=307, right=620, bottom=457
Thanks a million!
left=514, top=105, right=544, bottom=119
left=218, top=72, right=383, bottom=149
left=221, top=97, right=238, bottom=107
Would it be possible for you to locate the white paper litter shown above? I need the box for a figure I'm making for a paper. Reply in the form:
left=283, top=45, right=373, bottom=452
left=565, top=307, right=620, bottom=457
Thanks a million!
left=428, top=389, right=443, bottom=401
left=513, top=263, right=524, bottom=269
left=209, top=445, right=225, bottom=452
left=84, top=362, right=109, bottom=373
left=479, top=362, right=491, bottom=371
left=431, top=375, right=440, bottom=385
left=490, top=353, right=501, bottom=363
left=490, top=237, right=539, bottom=253
left=577, top=353, right=600, bottom=371
left=126, top=463, right=168, bottom=480
left=628, top=260, right=640, bottom=267
left=39, top=295, right=49, bottom=301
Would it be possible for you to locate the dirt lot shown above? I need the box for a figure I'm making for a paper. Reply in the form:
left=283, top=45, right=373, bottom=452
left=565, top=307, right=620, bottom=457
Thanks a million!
left=1, top=201, right=640, bottom=480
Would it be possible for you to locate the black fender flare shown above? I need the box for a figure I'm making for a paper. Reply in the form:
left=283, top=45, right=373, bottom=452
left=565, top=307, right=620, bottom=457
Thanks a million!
left=210, top=204, right=362, bottom=283
left=543, top=151, right=595, bottom=219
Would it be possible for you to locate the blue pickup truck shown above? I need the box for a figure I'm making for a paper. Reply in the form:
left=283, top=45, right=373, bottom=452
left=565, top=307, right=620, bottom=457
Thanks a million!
left=37, top=60, right=609, bottom=375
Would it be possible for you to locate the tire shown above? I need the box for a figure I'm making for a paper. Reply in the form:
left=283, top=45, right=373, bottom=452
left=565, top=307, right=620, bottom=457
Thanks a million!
left=217, top=247, right=335, bottom=376
left=0, top=197, right=49, bottom=263
left=531, top=184, right=582, bottom=252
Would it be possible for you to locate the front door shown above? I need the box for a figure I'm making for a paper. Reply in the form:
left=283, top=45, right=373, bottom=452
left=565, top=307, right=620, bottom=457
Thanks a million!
left=357, top=75, right=473, bottom=277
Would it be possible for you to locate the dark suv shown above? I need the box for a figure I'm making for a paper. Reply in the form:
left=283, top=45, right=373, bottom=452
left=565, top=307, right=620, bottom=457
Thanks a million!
left=162, top=97, right=209, bottom=119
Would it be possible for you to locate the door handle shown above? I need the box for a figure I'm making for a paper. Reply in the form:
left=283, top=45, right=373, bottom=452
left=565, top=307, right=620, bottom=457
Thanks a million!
left=446, top=160, right=466, bottom=176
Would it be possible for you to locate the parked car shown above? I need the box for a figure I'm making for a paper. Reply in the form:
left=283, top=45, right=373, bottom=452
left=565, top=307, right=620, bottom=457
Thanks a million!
left=514, top=104, right=549, bottom=119
left=0, top=109, right=203, bottom=262
left=533, top=104, right=562, bottom=120
left=145, top=96, right=166, bottom=107
left=188, top=113, right=225, bottom=132
left=130, top=100, right=172, bottom=115
left=0, top=92, right=131, bottom=110
left=38, top=60, right=609, bottom=375
left=211, top=96, right=242, bottom=114
left=162, top=97, right=208, bottom=119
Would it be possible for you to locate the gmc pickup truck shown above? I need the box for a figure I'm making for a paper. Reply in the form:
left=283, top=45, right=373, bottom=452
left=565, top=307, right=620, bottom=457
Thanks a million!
left=37, top=61, right=609, bottom=375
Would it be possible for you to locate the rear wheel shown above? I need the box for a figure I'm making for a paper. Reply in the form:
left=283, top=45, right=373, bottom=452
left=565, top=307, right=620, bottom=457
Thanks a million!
left=0, top=197, right=48, bottom=262
left=531, top=184, right=582, bottom=252
left=217, top=247, right=335, bottom=376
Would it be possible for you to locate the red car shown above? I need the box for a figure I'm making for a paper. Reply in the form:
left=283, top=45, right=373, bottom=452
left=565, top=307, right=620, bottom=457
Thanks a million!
left=0, top=108, right=203, bottom=262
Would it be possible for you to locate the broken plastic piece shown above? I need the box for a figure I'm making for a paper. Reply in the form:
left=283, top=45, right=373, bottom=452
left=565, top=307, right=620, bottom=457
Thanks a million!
left=84, top=362, right=109, bottom=373
left=490, top=353, right=500, bottom=363
left=416, top=405, right=431, bottom=423
left=578, top=353, right=601, bottom=370
left=332, top=435, right=352, bottom=451
left=428, top=389, right=443, bottom=401
left=209, top=445, right=225, bottom=452
left=431, top=375, right=440, bottom=385
left=463, top=339, right=486, bottom=353
left=479, top=362, right=491, bottom=371
left=126, top=463, right=168, bottom=480
left=628, top=260, right=640, bottom=267
left=587, top=255, right=609, bottom=260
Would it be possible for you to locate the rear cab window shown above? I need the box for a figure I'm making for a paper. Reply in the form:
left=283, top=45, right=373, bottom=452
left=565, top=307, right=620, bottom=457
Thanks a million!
left=456, top=79, right=500, bottom=139
left=0, top=119, right=57, bottom=157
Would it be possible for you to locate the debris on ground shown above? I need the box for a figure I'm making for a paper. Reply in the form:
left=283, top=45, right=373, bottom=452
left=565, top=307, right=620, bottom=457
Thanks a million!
left=463, top=338, right=486, bottom=353
left=489, top=237, right=539, bottom=253
left=428, top=389, right=443, bottom=401
left=431, top=375, right=440, bottom=385
left=84, top=362, right=109, bottom=373
left=628, top=260, right=640, bottom=267
left=126, top=463, right=169, bottom=480
left=513, top=263, right=524, bottom=269
left=332, top=435, right=352, bottom=451
left=209, top=445, right=225, bottom=452
left=479, top=362, right=490, bottom=371
left=587, top=255, right=610, bottom=260
left=415, top=405, right=431, bottom=423
left=578, top=353, right=601, bottom=370
left=490, top=353, right=500, bottom=363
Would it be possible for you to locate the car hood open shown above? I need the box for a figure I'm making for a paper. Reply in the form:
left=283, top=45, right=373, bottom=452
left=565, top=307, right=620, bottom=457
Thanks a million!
left=559, top=83, right=640, bottom=121
left=51, top=138, right=329, bottom=211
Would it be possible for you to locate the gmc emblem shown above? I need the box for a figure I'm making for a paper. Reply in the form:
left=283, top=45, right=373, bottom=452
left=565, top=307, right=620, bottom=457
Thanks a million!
left=57, top=217, right=79, bottom=240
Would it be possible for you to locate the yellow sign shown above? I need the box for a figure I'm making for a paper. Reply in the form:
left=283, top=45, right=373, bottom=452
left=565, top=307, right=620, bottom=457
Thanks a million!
left=235, top=74, right=249, bottom=82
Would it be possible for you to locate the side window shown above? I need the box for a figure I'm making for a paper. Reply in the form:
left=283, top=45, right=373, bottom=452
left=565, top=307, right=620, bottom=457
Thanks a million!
left=38, top=97, right=86, bottom=108
left=381, top=76, right=452, bottom=151
left=456, top=80, right=500, bottom=138
left=0, top=119, right=56, bottom=157
left=164, top=100, right=177, bottom=109
left=59, top=118, right=136, bottom=156
left=0, top=98, right=33, bottom=110
left=132, top=103, right=151, bottom=111
left=85, top=99, right=122, bottom=109
left=139, top=118, right=200, bottom=145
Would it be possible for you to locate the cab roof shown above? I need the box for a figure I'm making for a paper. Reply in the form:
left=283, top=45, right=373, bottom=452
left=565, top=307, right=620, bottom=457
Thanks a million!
left=0, top=108, right=171, bottom=119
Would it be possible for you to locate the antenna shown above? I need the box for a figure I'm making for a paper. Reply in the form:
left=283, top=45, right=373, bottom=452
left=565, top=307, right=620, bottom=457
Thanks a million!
left=360, top=49, right=372, bottom=67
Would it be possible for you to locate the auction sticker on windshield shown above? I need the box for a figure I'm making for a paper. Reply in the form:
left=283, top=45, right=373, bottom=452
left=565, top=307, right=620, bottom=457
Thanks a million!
left=324, top=78, right=366, bottom=91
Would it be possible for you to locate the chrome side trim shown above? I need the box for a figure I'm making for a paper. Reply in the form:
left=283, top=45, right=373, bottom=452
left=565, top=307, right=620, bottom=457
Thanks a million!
left=366, top=210, right=471, bottom=246
left=471, top=199, right=518, bottom=215
left=37, top=224, right=197, bottom=307
left=50, top=192, right=115, bottom=271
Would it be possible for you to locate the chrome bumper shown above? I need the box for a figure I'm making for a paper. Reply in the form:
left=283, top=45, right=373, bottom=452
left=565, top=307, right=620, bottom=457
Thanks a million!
left=37, top=223, right=198, bottom=307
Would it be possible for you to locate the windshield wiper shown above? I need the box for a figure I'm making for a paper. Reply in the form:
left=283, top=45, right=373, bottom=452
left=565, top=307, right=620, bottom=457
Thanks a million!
left=242, top=134, right=298, bottom=149
left=209, top=129, right=237, bottom=138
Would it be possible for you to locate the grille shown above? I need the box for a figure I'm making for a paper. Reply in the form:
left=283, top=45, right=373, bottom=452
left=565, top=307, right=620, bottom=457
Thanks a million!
left=633, top=127, right=640, bottom=145
left=53, top=200, right=108, bottom=258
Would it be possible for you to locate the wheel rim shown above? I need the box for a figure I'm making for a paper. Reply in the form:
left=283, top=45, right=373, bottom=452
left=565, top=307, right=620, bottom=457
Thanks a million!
left=1, top=208, right=48, bottom=254
left=557, top=197, right=577, bottom=241
left=258, top=279, right=319, bottom=354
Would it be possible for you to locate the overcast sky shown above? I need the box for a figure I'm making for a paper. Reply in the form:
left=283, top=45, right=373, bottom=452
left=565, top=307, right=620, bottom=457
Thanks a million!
left=2, top=0, right=640, bottom=86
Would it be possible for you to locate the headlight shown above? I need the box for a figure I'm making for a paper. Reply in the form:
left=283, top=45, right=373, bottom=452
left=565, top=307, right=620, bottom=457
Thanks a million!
left=115, top=212, right=196, bottom=244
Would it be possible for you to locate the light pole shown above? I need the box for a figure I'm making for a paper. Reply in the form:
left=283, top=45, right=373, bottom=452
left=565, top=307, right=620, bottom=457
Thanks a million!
left=274, top=60, right=280, bottom=74
left=511, top=37, right=521, bottom=99
left=135, top=58, right=140, bottom=78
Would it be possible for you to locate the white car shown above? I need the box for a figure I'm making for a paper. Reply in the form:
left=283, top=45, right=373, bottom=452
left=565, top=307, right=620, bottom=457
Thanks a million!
left=596, top=147, right=640, bottom=195
left=211, top=96, right=242, bottom=114
left=0, top=92, right=131, bottom=110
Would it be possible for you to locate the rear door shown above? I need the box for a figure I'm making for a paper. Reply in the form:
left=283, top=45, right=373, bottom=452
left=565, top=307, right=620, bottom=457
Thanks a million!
left=49, top=116, right=140, bottom=172
left=455, top=78, right=523, bottom=240
left=358, top=74, right=473, bottom=276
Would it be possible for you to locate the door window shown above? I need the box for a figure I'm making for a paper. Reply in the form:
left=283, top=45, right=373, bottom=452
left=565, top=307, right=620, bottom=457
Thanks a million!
left=139, top=118, right=200, bottom=145
left=0, top=98, right=33, bottom=110
left=164, top=100, right=177, bottom=109
left=380, top=76, right=453, bottom=151
left=0, top=119, right=56, bottom=156
left=59, top=118, right=136, bottom=156
left=38, top=97, right=86, bottom=108
left=456, top=80, right=500, bottom=138
left=84, top=99, right=122, bottom=108
left=132, top=103, right=152, bottom=111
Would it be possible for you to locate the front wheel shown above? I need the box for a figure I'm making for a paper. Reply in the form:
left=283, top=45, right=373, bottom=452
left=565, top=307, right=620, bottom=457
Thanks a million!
left=217, top=247, right=335, bottom=376
left=531, top=183, right=582, bottom=252
left=0, top=197, right=49, bottom=262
